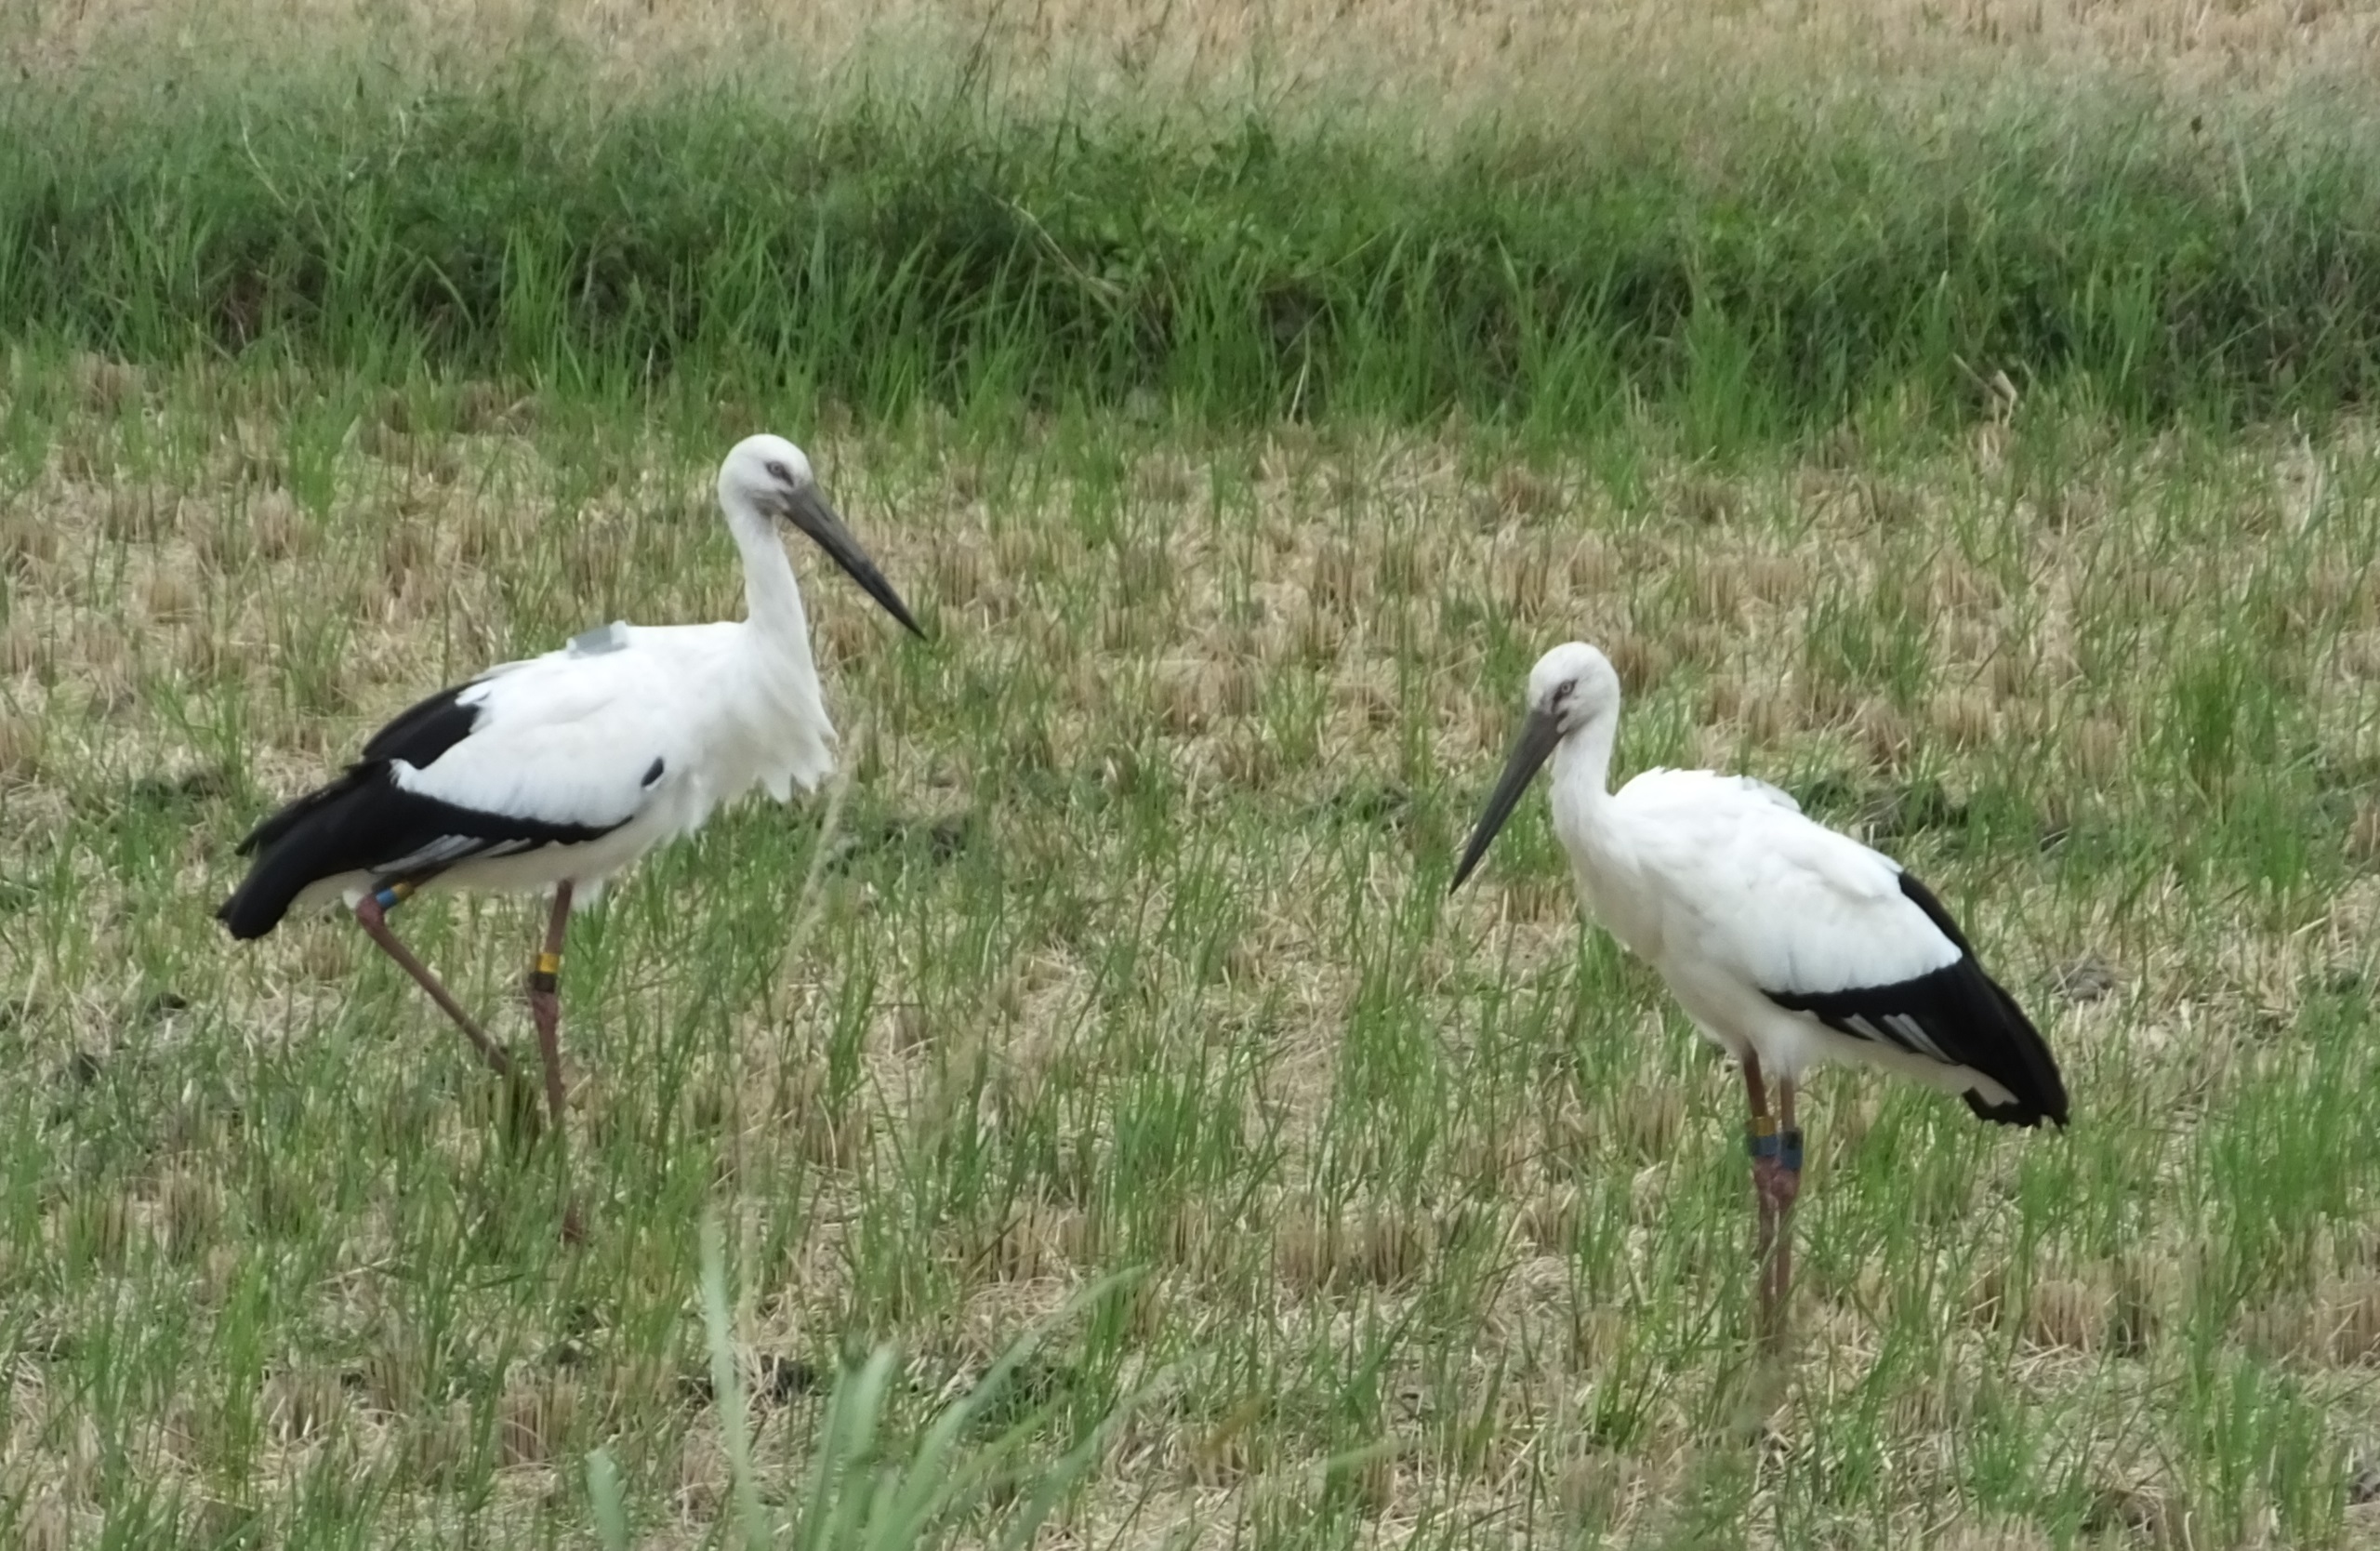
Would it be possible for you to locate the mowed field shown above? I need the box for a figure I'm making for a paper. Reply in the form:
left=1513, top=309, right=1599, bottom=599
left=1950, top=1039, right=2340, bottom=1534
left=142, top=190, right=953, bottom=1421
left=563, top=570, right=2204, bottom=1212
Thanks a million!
left=7, top=3, right=2380, bottom=1548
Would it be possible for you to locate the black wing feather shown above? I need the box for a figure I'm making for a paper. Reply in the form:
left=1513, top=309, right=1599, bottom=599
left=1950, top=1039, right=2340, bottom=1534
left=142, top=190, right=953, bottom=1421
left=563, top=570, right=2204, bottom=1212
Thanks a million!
left=233, top=681, right=487, bottom=859
left=218, top=679, right=623, bottom=940
left=358, top=680, right=488, bottom=766
left=1762, top=870, right=2070, bottom=1129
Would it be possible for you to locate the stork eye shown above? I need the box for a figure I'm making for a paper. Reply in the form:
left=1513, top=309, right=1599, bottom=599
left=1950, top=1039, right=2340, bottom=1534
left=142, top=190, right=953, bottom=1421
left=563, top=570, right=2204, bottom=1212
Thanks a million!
left=764, top=459, right=793, bottom=484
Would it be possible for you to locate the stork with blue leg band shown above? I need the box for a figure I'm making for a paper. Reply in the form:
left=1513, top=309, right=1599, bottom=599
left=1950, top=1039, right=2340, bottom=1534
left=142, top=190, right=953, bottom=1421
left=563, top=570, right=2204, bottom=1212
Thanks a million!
left=1448, top=641, right=2068, bottom=1353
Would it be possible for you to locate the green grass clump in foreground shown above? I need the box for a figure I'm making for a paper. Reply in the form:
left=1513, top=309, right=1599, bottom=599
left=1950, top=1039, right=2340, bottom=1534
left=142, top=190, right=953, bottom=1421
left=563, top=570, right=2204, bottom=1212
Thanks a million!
left=587, top=1225, right=1150, bottom=1550
left=5, top=347, right=2380, bottom=1544
left=5, top=66, right=2380, bottom=441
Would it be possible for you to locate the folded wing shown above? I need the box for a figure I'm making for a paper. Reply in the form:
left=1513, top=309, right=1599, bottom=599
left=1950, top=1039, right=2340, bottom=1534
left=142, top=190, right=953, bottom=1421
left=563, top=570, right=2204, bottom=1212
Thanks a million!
left=1620, top=771, right=2069, bottom=1127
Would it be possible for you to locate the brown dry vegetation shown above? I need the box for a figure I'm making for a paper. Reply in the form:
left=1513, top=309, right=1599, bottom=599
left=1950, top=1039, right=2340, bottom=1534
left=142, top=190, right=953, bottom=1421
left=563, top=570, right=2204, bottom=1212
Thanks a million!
left=5, top=1, right=2380, bottom=1545
left=7, top=0, right=2377, bottom=114
left=3, top=347, right=2380, bottom=1541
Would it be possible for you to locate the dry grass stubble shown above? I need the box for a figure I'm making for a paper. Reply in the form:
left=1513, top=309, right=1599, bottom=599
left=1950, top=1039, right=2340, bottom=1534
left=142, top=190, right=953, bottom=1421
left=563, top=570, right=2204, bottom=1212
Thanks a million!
left=7, top=0, right=2376, bottom=122
left=4, top=365, right=2380, bottom=1541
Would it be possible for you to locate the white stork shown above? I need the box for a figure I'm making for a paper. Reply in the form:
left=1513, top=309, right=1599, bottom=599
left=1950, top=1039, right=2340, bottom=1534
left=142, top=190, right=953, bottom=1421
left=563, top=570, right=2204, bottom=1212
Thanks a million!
left=1450, top=642, right=2067, bottom=1346
left=218, top=434, right=921, bottom=1205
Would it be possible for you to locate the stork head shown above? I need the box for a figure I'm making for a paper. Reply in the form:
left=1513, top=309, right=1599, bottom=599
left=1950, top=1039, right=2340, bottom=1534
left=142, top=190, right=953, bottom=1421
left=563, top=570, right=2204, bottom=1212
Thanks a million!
left=1526, top=641, right=1622, bottom=736
left=719, top=434, right=925, bottom=638
left=1450, top=642, right=1621, bottom=893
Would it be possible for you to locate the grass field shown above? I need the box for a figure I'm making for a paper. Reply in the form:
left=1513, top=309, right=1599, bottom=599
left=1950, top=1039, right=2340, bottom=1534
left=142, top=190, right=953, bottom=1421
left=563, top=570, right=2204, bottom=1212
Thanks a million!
left=7, top=2, right=2380, bottom=1547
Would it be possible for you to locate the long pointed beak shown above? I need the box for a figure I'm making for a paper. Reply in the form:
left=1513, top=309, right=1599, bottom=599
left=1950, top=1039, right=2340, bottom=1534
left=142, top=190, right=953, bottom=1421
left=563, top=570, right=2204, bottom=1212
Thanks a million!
left=1450, top=706, right=1564, bottom=893
left=780, top=486, right=926, bottom=638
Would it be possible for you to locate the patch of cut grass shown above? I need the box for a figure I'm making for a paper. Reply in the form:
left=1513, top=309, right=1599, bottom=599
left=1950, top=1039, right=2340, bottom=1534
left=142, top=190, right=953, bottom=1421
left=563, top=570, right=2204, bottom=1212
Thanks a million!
left=3, top=347, right=2379, bottom=1544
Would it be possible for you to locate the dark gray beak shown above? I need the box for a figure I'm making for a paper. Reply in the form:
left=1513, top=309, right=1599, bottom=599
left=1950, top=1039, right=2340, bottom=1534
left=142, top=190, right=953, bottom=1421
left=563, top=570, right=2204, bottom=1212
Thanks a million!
left=1450, top=706, right=1564, bottom=893
left=779, top=484, right=926, bottom=638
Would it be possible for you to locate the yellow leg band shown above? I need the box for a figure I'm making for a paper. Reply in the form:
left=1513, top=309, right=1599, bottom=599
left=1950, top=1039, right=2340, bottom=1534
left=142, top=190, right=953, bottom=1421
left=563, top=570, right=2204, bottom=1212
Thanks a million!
left=536, top=952, right=562, bottom=975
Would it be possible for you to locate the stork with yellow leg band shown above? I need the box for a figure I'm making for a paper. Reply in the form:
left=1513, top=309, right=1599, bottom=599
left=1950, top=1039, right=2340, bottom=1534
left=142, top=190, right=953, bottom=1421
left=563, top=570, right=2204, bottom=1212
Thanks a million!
left=216, top=436, right=925, bottom=1241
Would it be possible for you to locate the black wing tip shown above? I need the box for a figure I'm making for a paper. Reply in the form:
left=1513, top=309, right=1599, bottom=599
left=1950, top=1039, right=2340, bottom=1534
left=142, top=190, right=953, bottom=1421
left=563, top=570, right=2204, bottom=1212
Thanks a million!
left=1770, top=955, right=2073, bottom=1131
left=1963, top=1089, right=2071, bottom=1130
left=218, top=770, right=625, bottom=944
left=215, top=889, right=281, bottom=940
left=1893, top=868, right=2075, bottom=1132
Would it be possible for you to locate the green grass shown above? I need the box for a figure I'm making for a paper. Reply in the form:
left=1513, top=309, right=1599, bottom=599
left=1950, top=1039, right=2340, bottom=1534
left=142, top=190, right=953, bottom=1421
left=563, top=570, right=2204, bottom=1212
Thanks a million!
left=582, top=1225, right=1152, bottom=1551
left=4, top=338, right=2380, bottom=1544
left=7, top=33, right=2380, bottom=1550
left=5, top=66, right=2380, bottom=447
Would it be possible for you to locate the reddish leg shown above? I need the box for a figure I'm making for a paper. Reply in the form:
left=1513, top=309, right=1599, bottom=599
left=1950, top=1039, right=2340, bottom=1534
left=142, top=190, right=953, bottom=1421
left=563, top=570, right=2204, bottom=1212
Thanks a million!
left=354, top=883, right=514, bottom=1080
left=526, top=882, right=573, bottom=1129
left=1743, top=1054, right=1781, bottom=1348
left=1769, top=1079, right=1803, bottom=1345
left=527, top=882, right=586, bottom=1244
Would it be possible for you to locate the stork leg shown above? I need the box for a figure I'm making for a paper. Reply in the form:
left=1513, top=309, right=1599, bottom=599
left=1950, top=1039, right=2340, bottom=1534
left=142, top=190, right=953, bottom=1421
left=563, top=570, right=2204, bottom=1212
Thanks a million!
left=354, top=884, right=514, bottom=1080
left=525, top=882, right=573, bottom=1130
left=525, top=882, right=587, bottom=1245
left=1769, top=1079, right=1803, bottom=1343
left=1742, top=1054, right=1783, bottom=1348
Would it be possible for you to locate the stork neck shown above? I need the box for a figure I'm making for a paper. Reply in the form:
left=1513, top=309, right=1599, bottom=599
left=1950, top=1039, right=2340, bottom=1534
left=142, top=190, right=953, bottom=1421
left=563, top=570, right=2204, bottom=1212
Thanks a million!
left=1548, top=707, right=1630, bottom=901
left=724, top=497, right=813, bottom=650
left=1551, top=709, right=1620, bottom=814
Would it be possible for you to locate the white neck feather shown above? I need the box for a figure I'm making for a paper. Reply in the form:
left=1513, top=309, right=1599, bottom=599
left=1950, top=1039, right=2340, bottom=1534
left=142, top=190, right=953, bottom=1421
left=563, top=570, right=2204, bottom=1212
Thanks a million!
left=1553, top=707, right=1620, bottom=810
left=721, top=490, right=814, bottom=655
